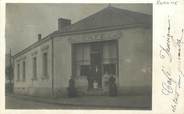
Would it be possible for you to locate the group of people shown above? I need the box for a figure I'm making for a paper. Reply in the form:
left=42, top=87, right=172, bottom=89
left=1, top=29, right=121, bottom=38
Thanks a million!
left=67, top=66, right=117, bottom=97
left=87, top=66, right=101, bottom=90
left=87, top=66, right=117, bottom=96
left=102, top=72, right=117, bottom=96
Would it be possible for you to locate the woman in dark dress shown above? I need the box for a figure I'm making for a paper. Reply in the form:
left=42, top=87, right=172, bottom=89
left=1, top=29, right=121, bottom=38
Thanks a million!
left=67, top=78, right=77, bottom=97
left=109, top=76, right=117, bottom=96
left=87, top=66, right=94, bottom=90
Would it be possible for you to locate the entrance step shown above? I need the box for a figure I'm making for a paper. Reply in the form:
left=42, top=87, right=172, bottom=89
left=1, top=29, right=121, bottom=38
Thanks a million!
left=85, top=88, right=105, bottom=96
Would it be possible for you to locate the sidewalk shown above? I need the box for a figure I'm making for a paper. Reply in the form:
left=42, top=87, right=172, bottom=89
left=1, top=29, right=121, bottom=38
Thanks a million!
left=7, top=94, right=151, bottom=110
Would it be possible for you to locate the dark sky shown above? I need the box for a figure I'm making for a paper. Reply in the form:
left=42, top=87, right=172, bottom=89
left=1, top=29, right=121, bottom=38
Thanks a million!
left=6, top=3, right=152, bottom=55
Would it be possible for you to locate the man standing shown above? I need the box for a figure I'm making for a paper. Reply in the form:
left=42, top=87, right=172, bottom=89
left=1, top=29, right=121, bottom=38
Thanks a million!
left=87, top=66, right=94, bottom=90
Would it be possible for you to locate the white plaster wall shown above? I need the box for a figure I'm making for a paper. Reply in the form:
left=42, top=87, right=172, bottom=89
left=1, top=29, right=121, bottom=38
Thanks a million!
left=53, top=37, right=72, bottom=95
left=14, top=40, right=53, bottom=96
left=118, top=27, right=152, bottom=94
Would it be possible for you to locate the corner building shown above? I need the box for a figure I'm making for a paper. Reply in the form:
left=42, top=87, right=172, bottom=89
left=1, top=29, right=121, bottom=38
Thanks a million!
left=13, top=6, right=152, bottom=97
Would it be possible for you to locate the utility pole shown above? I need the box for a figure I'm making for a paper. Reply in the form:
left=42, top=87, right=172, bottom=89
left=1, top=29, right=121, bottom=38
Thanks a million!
left=9, top=48, right=13, bottom=93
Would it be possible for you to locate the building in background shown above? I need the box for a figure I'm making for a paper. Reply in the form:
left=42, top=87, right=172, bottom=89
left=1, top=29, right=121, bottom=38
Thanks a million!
left=13, top=6, right=152, bottom=97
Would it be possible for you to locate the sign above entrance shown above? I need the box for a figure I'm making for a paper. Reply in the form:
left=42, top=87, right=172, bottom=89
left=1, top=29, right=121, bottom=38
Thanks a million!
left=68, top=31, right=122, bottom=43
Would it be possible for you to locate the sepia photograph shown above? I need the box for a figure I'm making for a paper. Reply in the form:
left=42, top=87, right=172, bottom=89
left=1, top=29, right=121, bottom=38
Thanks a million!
left=5, top=3, right=152, bottom=110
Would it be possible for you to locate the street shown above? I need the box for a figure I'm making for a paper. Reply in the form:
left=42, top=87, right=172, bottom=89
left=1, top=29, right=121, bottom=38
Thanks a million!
left=6, top=95, right=124, bottom=109
left=6, top=95, right=64, bottom=109
left=6, top=95, right=94, bottom=109
left=6, top=95, right=151, bottom=110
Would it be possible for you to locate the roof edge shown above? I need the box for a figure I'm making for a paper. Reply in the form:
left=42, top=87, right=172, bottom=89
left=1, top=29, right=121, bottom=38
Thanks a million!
left=14, top=23, right=151, bottom=59
left=13, top=33, right=54, bottom=59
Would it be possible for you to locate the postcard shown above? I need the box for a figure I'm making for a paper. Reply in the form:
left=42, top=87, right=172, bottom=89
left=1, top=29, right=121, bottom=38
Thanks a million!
left=0, top=0, right=184, bottom=114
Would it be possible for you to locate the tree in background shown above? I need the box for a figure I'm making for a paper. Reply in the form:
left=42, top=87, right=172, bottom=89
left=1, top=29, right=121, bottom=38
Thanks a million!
left=5, top=49, right=14, bottom=94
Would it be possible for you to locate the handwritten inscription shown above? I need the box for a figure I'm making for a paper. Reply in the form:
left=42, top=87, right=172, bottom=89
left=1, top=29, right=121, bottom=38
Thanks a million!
left=157, top=0, right=178, bottom=5
left=161, top=66, right=176, bottom=95
left=160, top=18, right=184, bottom=112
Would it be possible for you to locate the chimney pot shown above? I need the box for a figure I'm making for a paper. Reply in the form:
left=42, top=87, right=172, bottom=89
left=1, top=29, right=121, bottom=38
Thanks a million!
left=38, top=34, right=41, bottom=41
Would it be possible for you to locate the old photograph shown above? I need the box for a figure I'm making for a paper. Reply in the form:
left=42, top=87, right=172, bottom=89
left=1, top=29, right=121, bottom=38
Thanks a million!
left=5, top=3, right=152, bottom=110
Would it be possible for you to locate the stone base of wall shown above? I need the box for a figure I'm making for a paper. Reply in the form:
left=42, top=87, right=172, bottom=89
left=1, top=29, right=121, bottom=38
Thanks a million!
left=117, top=86, right=152, bottom=96
left=14, top=86, right=152, bottom=97
left=14, top=87, right=52, bottom=97
left=74, top=86, right=152, bottom=96
left=54, top=87, right=67, bottom=97
left=53, top=87, right=88, bottom=97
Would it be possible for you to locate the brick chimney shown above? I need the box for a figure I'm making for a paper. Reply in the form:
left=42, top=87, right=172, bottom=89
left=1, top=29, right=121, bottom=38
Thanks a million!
left=38, top=34, right=42, bottom=41
left=58, top=18, right=71, bottom=31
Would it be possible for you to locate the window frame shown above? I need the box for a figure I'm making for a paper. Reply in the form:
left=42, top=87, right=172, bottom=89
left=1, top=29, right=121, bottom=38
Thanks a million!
left=42, top=52, right=48, bottom=79
left=17, top=63, right=20, bottom=81
left=32, top=57, right=37, bottom=80
left=22, top=61, right=26, bottom=81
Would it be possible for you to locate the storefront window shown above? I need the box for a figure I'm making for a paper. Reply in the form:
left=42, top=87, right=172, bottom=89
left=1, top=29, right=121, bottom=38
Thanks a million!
left=102, top=41, right=117, bottom=64
left=80, top=65, right=90, bottom=76
left=103, top=64, right=116, bottom=75
left=73, top=44, right=90, bottom=77
left=73, top=40, right=117, bottom=79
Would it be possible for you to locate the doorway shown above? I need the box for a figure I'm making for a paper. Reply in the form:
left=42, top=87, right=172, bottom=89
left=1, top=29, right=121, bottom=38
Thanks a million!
left=90, top=43, right=102, bottom=88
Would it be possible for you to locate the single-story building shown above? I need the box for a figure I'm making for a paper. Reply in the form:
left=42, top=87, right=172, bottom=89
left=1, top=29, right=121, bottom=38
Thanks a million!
left=13, top=6, right=152, bottom=97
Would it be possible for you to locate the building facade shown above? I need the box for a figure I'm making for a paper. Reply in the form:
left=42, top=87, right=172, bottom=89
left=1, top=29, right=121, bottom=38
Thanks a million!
left=13, top=6, right=152, bottom=97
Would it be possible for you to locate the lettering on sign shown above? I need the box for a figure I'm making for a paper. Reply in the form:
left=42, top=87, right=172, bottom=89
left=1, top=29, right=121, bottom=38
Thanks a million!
left=68, top=31, right=121, bottom=43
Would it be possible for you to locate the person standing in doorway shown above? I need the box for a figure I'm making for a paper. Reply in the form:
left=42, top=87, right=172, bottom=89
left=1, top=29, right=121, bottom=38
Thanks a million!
left=109, top=75, right=117, bottom=96
left=102, top=71, right=110, bottom=94
left=87, top=66, right=94, bottom=90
